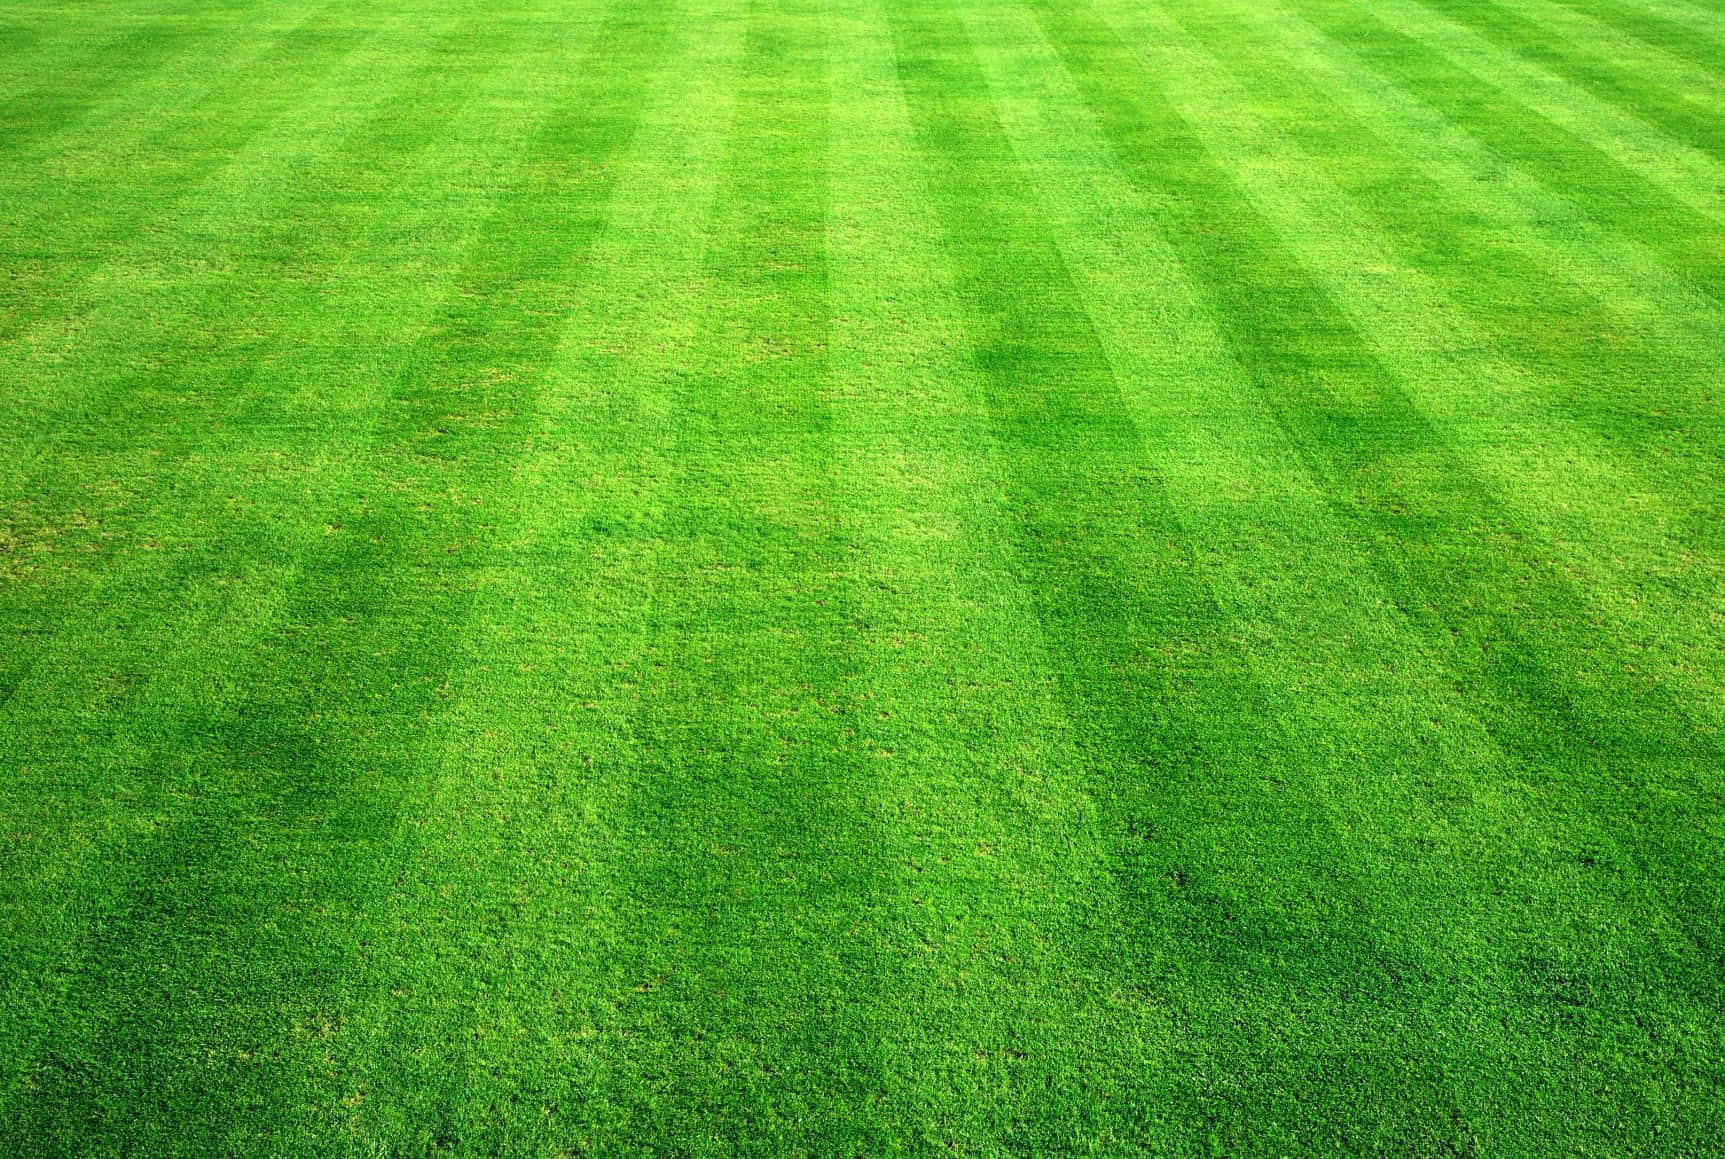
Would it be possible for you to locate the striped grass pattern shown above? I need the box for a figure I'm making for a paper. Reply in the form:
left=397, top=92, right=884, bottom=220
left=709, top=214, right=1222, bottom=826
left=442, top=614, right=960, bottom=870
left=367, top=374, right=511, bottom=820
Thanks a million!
left=1, top=0, right=1722, bottom=1152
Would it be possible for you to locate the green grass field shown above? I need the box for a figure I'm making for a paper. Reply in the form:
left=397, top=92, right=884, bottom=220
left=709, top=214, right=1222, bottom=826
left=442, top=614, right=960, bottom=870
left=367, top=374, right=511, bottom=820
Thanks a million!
left=2, top=0, right=1723, bottom=1152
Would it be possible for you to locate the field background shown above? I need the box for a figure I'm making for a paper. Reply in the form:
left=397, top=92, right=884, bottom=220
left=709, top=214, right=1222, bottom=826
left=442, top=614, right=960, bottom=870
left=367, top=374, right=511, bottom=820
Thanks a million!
left=2, top=0, right=1723, bottom=1153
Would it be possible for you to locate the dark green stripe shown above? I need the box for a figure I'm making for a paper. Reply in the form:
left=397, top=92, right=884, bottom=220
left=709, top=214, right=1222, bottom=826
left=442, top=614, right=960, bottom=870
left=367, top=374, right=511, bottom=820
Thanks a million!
left=0, top=0, right=244, bottom=153
left=1414, top=0, right=1725, bottom=159
left=565, top=1, right=901, bottom=1148
left=0, top=9, right=528, bottom=709
left=0, top=0, right=366, bottom=349
left=889, top=1, right=1485, bottom=1151
left=1030, top=0, right=1725, bottom=1005
left=1543, top=0, right=1725, bottom=81
left=0, top=4, right=672, bottom=1151
left=1284, top=0, right=1725, bottom=307
left=1148, top=0, right=1725, bottom=573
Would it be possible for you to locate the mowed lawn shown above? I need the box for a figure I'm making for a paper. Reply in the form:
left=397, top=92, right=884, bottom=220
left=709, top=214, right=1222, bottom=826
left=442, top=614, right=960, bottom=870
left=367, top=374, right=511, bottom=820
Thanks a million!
left=2, top=0, right=1724, bottom=1152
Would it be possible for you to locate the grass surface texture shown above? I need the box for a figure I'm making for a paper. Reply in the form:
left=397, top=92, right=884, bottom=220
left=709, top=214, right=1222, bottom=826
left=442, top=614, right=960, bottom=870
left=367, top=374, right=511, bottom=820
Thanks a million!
left=2, top=0, right=1725, bottom=1153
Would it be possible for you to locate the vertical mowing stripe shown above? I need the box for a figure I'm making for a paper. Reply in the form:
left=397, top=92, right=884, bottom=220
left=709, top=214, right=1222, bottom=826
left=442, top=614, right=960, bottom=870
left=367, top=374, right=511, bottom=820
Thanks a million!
left=1408, top=0, right=1725, bottom=160
left=0, top=0, right=577, bottom=1135
left=1130, top=0, right=1725, bottom=723
left=0, top=0, right=371, bottom=348
left=0, top=4, right=464, bottom=712
left=972, top=1, right=1723, bottom=1147
left=303, top=2, right=746, bottom=1149
left=0, top=1, right=509, bottom=710
left=887, top=1, right=1490, bottom=1151
left=1291, top=0, right=1725, bottom=247
left=570, top=0, right=902, bottom=1147
left=0, top=0, right=536, bottom=817
left=1026, top=0, right=1725, bottom=1001
left=0, top=0, right=524, bottom=1105
left=826, top=1, right=1179, bottom=1148
left=0, top=1, right=675, bottom=1151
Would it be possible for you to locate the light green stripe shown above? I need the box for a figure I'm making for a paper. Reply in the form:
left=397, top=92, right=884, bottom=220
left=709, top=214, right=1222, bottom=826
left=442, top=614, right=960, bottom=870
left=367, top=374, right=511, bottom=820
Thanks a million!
left=1093, top=0, right=1725, bottom=731
left=1492, top=0, right=1725, bottom=83
left=1339, top=0, right=1725, bottom=222
left=1411, top=0, right=1725, bottom=163
left=0, top=1, right=672, bottom=1148
left=0, top=0, right=486, bottom=492
left=1007, top=0, right=1725, bottom=1138
left=307, top=2, right=745, bottom=1147
left=828, top=0, right=1187, bottom=1145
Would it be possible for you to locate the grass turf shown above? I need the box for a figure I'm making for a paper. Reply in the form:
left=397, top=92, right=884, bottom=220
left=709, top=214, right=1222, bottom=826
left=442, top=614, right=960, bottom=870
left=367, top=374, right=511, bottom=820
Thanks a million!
left=2, top=0, right=1723, bottom=1152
